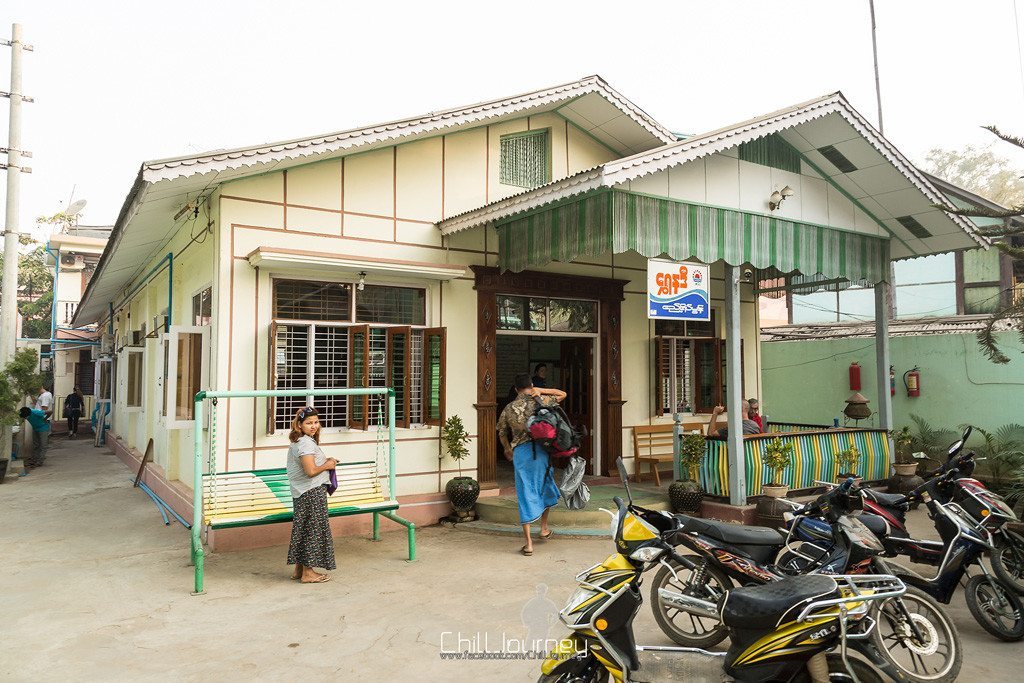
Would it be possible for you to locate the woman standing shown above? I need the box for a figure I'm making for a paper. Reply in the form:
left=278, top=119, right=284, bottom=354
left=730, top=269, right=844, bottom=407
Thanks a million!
left=64, top=386, right=85, bottom=438
left=286, top=406, right=337, bottom=583
left=497, top=373, right=567, bottom=556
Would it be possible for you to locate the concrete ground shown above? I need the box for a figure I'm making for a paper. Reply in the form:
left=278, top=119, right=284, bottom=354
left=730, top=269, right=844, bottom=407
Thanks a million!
left=2, top=438, right=1020, bottom=682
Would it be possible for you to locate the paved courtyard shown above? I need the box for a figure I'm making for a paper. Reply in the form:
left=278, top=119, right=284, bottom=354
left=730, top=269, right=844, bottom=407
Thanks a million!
left=2, top=437, right=1020, bottom=681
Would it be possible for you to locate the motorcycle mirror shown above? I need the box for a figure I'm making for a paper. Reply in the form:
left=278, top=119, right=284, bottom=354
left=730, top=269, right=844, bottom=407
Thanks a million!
left=948, top=426, right=973, bottom=458
left=616, top=457, right=633, bottom=505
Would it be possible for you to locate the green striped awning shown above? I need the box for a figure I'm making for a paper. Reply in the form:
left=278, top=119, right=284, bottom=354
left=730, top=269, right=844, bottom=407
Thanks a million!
left=497, top=190, right=889, bottom=283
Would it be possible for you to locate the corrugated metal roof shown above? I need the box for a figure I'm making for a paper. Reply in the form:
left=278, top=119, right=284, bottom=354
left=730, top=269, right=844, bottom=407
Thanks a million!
left=141, top=75, right=676, bottom=182
left=760, top=314, right=1015, bottom=342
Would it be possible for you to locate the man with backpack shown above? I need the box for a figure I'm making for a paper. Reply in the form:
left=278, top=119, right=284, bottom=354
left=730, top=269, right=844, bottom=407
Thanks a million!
left=497, top=374, right=566, bottom=556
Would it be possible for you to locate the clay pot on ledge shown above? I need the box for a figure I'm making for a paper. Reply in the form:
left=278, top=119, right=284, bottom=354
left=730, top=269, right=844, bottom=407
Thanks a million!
left=445, top=476, right=480, bottom=520
left=887, top=463, right=924, bottom=509
left=669, top=479, right=704, bottom=514
left=756, top=484, right=790, bottom=529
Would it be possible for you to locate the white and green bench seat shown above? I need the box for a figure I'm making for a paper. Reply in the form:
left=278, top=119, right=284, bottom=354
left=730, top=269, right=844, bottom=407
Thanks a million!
left=200, top=460, right=415, bottom=563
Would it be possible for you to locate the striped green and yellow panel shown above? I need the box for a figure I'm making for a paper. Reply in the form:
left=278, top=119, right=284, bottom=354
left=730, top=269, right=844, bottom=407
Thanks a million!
left=696, top=430, right=891, bottom=501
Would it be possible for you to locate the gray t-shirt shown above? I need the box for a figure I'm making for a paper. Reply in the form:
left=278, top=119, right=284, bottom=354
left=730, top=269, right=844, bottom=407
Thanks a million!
left=286, top=435, right=329, bottom=499
left=715, top=419, right=762, bottom=441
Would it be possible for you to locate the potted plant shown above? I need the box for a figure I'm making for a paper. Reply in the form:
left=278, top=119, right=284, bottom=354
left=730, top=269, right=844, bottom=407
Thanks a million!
left=892, top=426, right=917, bottom=476
left=761, top=437, right=794, bottom=498
left=669, top=432, right=706, bottom=513
left=441, top=415, right=478, bottom=518
left=836, top=445, right=862, bottom=484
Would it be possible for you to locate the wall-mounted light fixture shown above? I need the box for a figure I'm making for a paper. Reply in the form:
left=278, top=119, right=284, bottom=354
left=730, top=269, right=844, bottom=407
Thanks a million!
left=768, top=186, right=795, bottom=211
left=357, top=271, right=366, bottom=291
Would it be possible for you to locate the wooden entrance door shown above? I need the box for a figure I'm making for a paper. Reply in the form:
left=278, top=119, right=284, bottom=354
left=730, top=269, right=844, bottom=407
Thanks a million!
left=560, top=338, right=593, bottom=466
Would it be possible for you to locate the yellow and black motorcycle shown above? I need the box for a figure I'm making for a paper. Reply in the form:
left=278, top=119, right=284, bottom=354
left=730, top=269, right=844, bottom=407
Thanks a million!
left=539, top=459, right=914, bottom=683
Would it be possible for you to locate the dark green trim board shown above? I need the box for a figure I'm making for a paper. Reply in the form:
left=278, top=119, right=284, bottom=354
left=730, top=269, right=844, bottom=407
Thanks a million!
left=737, top=134, right=802, bottom=174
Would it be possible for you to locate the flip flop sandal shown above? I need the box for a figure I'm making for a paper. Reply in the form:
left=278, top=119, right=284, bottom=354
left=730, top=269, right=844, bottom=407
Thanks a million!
left=520, top=546, right=533, bottom=556
left=539, top=530, right=553, bottom=540
left=302, top=574, right=331, bottom=583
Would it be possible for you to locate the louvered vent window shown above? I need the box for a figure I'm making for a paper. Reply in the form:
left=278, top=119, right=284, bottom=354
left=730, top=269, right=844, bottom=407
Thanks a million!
left=499, top=130, right=550, bottom=189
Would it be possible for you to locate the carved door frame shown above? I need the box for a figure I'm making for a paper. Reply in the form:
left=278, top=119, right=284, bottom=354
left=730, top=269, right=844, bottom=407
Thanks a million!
left=472, top=266, right=627, bottom=482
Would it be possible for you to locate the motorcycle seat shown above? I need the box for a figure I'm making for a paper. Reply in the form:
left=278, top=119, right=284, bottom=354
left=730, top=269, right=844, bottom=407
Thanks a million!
left=719, top=575, right=839, bottom=630
left=678, top=516, right=785, bottom=547
left=864, top=489, right=907, bottom=508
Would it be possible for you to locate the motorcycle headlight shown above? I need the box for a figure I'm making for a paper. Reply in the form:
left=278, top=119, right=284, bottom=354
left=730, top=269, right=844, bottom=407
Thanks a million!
left=629, top=546, right=665, bottom=562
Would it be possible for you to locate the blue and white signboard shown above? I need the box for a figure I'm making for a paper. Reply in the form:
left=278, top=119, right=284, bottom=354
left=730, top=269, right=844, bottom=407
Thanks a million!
left=647, top=259, right=711, bottom=321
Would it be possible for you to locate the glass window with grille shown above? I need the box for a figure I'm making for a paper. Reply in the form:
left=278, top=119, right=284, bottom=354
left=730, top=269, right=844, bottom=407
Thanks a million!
left=193, top=287, right=212, bottom=326
left=496, top=296, right=598, bottom=333
left=499, top=130, right=550, bottom=189
left=271, top=279, right=441, bottom=431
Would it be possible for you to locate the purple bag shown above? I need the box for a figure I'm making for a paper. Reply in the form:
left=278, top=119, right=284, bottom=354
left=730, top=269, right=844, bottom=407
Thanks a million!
left=327, top=468, right=338, bottom=495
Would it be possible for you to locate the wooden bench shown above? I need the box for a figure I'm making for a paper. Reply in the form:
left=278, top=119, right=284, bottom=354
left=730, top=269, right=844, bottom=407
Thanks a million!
left=632, top=422, right=705, bottom=486
left=202, top=460, right=405, bottom=537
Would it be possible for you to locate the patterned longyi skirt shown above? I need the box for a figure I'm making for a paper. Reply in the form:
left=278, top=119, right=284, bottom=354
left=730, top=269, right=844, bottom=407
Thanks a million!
left=287, top=485, right=337, bottom=569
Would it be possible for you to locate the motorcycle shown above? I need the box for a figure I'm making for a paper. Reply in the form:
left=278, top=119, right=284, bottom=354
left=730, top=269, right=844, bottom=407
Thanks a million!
left=650, top=481, right=962, bottom=683
left=540, top=459, right=915, bottom=683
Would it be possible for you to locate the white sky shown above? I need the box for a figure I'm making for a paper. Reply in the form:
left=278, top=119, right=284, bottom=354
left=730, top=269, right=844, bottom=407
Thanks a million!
left=2, top=0, right=1024, bottom=232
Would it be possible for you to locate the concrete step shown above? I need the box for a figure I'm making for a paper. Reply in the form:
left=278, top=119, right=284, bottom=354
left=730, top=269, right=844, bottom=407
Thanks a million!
left=475, top=484, right=670, bottom=529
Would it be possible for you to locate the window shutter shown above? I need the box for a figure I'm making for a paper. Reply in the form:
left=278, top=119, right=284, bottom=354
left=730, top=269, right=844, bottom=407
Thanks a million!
left=499, top=130, right=550, bottom=189
left=267, top=321, right=278, bottom=434
left=387, top=327, right=412, bottom=428
left=654, top=337, right=667, bottom=416
left=348, top=325, right=369, bottom=430
left=422, top=327, right=446, bottom=426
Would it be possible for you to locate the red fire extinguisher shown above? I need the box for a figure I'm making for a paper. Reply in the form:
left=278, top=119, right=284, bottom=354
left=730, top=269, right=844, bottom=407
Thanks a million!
left=889, top=366, right=896, bottom=397
left=904, top=367, right=921, bottom=398
left=849, top=362, right=861, bottom=391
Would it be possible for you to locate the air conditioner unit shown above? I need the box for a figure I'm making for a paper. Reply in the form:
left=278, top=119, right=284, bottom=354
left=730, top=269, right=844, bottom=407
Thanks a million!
left=100, top=332, right=114, bottom=355
left=60, top=253, right=85, bottom=270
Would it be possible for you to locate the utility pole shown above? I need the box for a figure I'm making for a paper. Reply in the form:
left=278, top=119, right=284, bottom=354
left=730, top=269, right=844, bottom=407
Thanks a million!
left=2, top=23, right=32, bottom=477
left=868, top=0, right=884, bottom=134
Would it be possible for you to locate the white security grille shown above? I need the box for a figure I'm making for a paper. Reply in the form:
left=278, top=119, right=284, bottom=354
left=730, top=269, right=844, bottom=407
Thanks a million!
left=410, top=330, right=423, bottom=425
left=368, top=328, right=388, bottom=427
left=659, top=338, right=693, bottom=414
left=313, top=326, right=348, bottom=428
left=275, top=325, right=309, bottom=428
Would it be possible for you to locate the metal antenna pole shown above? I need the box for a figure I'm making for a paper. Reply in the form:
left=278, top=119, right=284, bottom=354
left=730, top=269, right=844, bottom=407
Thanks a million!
left=2, top=23, right=28, bottom=476
left=868, top=0, right=884, bottom=134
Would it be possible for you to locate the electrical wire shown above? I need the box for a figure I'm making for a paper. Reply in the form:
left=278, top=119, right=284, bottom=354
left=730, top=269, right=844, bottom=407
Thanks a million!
left=761, top=342, right=877, bottom=371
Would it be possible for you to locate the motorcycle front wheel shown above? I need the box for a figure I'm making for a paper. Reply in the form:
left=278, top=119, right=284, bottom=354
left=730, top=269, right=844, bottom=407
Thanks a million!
left=992, top=530, right=1024, bottom=595
left=964, top=574, right=1024, bottom=641
left=869, top=587, right=961, bottom=683
left=649, top=556, right=732, bottom=648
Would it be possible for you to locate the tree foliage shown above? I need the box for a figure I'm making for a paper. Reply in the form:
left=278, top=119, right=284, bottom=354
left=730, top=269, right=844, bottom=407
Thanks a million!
left=0, top=348, right=44, bottom=426
left=926, top=128, right=1024, bottom=363
left=0, top=245, right=54, bottom=340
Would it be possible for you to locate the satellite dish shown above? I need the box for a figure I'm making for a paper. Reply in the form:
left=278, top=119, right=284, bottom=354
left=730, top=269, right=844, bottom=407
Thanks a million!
left=67, top=199, right=87, bottom=216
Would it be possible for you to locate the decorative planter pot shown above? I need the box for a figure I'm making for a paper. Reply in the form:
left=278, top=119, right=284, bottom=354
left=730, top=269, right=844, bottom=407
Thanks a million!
left=669, top=480, right=704, bottom=514
left=762, top=484, right=790, bottom=499
left=756, top=492, right=790, bottom=529
left=887, top=464, right=924, bottom=510
left=445, top=476, right=480, bottom=513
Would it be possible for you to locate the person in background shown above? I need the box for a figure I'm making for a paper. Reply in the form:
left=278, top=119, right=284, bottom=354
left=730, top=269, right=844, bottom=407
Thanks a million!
left=707, top=401, right=762, bottom=440
left=35, top=385, right=54, bottom=420
left=20, top=406, right=50, bottom=468
left=497, top=374, right=566, bottom=556
left=64, top=387, right=85, bottom=438
left=531, top=363, right=548, bottom=389
left=748, top=398, right=764, bottom=432
left=286, top=406, right=338, bottom=584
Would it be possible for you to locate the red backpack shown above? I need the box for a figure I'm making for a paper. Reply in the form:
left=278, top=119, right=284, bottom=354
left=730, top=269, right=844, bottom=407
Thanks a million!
left=527, top=398, right=585, bottom=458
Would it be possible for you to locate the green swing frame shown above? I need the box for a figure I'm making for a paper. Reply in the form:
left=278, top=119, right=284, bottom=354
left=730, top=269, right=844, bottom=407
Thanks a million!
left=190, top=387, right=415, bottom=595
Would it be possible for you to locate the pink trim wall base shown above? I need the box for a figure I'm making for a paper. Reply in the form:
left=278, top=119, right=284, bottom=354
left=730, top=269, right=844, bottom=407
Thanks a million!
left=106, top=433, right=466, bottom=552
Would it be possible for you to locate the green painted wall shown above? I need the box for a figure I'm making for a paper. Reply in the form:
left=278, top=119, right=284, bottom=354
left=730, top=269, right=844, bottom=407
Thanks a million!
left=761, top=331, right=1024, bottom=432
